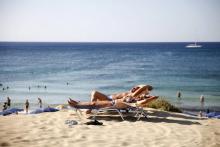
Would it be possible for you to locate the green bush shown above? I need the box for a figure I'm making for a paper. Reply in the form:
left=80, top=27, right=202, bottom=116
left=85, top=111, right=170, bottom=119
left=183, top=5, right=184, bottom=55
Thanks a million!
left=145, top=98, right=182, bottom=113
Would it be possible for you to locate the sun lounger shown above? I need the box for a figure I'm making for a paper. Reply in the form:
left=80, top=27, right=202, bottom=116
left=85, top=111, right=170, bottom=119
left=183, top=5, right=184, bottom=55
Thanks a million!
left=122, top=102, right=148, bottom=120
left=68, top=103, right=125, bottom=120
left=68, top=99, right=148, bottom=121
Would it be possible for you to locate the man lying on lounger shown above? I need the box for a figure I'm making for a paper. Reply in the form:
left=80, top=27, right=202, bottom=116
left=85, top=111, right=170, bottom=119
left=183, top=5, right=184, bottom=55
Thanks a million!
left=68, top=85, right=159, bottom=113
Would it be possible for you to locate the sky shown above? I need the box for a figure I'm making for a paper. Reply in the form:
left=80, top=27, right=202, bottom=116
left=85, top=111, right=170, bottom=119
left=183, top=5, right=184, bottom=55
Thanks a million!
left=0, top=0, right=220, bottom=42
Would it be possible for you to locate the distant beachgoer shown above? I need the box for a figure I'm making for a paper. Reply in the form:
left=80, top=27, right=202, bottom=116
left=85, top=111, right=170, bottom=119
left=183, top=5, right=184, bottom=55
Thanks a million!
left=7, top=97, right=11, bottom=108
left=177, top=91, right=181, bottom=99
left=38, top=97, right=42, bottom=108
left=2, top=88, right=5, bottom=91
left=206, top=108, right=210, bottom=114
left=25, top=99, right=29, bottom=114
left=28, top=86, right=31, bottom=91
left=200, top=95, right=205, bottom=103
left=200, top=95, right=205, bottom=109
left=66, top=82, right=69, bottom=85
left=44, top=86, right=47, bottom=89
left=198, top=111, right=203, bottom=117
left=3, top=102, right=8, bottom=111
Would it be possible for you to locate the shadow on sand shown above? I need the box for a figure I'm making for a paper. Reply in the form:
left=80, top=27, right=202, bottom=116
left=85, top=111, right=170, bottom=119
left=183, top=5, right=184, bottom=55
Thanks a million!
left=87, top=110, right=202, bottom=125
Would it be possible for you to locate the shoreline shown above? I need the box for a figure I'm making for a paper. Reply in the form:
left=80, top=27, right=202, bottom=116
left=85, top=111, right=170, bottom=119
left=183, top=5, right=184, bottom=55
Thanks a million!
left=1, top=102, right=220, bottom=114
left=178, top=105, right=220, bottom=113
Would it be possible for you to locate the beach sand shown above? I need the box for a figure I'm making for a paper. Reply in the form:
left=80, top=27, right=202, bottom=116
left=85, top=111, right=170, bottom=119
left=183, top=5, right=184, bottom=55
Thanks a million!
left=0, top=108, right=219, bottom=147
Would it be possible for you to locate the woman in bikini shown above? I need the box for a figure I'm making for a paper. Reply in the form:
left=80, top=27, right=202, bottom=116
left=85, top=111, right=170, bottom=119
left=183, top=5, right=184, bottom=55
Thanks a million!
left=68, top=85, right=158, bottom=113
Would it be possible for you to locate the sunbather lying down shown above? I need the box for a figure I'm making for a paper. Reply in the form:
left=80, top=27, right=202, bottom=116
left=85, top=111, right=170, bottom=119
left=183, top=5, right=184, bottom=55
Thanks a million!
left=68, top=95, right=159, bottom=110
left=68, top=84, right=158, bottom=112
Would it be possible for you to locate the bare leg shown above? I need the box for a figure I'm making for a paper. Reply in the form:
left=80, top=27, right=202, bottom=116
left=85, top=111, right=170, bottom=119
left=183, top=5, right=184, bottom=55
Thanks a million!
left=86, top=91, right=111, bottom=114
left=90, top=90, right=110, bottom=102
left=136, top=96, right=159, bottom=106
left=68, top=98, right=112, bottom=108
left=68, top=98, right=131, bottom=110
left=131, top=85, right=149, bottom=97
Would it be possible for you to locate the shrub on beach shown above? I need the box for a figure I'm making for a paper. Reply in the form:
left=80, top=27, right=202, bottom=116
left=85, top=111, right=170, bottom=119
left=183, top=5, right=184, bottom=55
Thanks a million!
left=145, top=98, right=182, bottom=113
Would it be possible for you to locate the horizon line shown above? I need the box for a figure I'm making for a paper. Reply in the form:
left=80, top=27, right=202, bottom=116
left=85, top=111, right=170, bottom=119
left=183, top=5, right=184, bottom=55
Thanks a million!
left=0, top=41, right=220, bottom=43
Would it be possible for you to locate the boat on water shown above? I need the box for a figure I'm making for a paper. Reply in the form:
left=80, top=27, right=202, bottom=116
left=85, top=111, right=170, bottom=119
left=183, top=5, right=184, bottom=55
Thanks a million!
left=186, top=42, right=202, bottom=48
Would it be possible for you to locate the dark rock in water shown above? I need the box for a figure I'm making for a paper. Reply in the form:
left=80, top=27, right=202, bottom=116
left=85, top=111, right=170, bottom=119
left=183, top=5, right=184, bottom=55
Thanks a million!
left=0, top=83, right=3, bottom=86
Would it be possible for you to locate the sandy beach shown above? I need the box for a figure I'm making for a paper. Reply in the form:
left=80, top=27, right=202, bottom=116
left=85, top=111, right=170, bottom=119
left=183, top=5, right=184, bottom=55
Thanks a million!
left=1, top=0, right=220, bottom=146
left=0, top=108, right=219, bottom=147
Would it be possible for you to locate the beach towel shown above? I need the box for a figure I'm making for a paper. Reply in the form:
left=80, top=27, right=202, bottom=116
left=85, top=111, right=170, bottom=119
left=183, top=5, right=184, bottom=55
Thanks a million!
left=30, top=108, right=44, bottom=114
left=30, top=107, right=59, bottom=114
left=206, top=112, right=220, bottom=119
left=0, top=108, right=23, bottom=116
left=43, top=107, right=59, bottom=112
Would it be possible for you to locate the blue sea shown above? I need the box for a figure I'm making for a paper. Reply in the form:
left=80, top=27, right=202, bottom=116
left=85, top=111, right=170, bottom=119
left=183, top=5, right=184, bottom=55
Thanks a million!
left=0, top=42, right=220, bottom=111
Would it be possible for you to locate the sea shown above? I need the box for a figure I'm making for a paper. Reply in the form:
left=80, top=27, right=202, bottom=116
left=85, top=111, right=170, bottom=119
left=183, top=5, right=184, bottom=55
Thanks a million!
left=0, top=42, right=220, bottom=112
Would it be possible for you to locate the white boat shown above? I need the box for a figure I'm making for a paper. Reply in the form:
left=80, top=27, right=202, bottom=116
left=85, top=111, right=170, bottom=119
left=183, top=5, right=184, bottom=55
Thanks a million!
left=186, top=42, right=202, bottom=48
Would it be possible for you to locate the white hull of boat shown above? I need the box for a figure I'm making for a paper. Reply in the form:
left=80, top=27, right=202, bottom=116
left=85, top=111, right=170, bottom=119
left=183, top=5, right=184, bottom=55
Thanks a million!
left=186, top=43, right=202, bottom=48
left=186, top=45, right=202, bottom=48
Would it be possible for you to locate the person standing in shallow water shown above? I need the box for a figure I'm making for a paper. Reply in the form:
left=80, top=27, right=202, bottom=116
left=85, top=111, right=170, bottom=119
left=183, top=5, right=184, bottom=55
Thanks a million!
left=177, top=91, right=181, bottom=99
left=38, top=98, right=42, bottom=108
left=7, top=97, right=11, bottom=108
left=3, top=102, right=8, bottom=111
left=176, top=91, right=182, bottom=108
left=25, top=99, right=29, bottom=114
left=200, top=95, right=205, bottom=109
